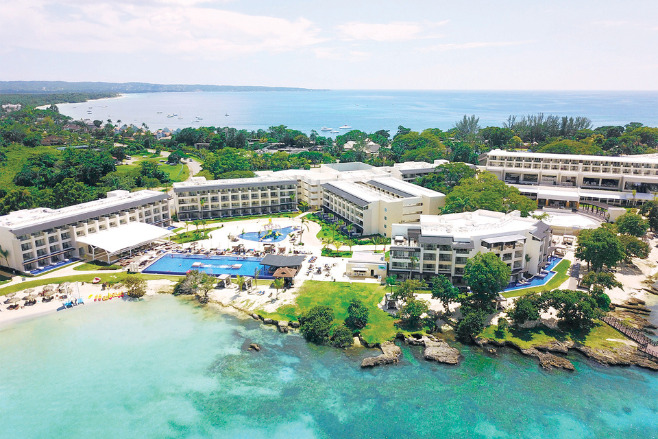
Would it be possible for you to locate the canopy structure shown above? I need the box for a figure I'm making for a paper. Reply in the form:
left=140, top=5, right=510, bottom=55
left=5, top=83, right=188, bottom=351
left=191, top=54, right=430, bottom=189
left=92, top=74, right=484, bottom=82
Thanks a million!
left=273, top=267, right=298, bottom=278
left=76, top=222, right=171, bottom=263
left=260, top=254, right=306, bottom=268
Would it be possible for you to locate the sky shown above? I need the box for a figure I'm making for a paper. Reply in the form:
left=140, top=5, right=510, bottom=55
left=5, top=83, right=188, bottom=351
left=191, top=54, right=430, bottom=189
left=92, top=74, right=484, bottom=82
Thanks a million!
left=1, top=0, right=657, bottom=90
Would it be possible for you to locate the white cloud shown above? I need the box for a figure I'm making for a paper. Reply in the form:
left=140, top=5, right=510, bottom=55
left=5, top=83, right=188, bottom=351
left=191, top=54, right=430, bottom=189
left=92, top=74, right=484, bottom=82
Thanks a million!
left=420, top=40, right=532, bottom=52
left=337, top=20, right=447, bottom=42
left=0, top=0, right=324, bottom=58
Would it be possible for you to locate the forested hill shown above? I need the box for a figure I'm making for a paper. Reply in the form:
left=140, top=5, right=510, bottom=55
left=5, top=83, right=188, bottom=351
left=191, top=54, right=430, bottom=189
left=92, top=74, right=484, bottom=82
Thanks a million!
left=0, top=81, right=316, bottom=94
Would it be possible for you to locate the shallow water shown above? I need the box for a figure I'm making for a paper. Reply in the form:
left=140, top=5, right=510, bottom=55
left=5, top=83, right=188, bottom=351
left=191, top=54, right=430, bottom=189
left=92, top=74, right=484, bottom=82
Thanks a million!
left=0, top=295, right=657, bottom=439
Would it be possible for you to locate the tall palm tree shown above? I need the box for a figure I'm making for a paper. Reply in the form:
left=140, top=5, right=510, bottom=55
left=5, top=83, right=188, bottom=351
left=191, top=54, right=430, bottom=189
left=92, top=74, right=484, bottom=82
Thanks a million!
left=346, top=223, right=354, bottom=238
left=273, top=277, right=285, bottom=293
left=299, top=216, right=310, bottom=245
left=253, top=268, right=260, bottom=287
left=0, top=245, right=9, bottom=267
left=235, top=275, right=246, bottom=292
left=385, top=276, right=397, bottom=294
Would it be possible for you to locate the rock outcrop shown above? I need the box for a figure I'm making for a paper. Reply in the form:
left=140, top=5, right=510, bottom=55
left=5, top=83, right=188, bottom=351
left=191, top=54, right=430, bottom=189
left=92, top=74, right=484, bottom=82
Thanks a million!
left=249, top=343, right=261, bottom=352
left=361, top=342, right=402, bottom=368
left=520, top=348, right=575, bottom=371
left=277, top=321, right=289, bottom=333
left=403, top=335, right=461, bottom=365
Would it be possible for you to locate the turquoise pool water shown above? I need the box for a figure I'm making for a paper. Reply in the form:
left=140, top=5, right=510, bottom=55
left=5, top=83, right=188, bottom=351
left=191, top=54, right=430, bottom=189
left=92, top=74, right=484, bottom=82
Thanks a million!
left=0, top=295, right=656, bottom=438
left=239, top=226, right=295, bottom=243
left=504, top=257, right=563, bottom=292
left=143, top=254, right=270, bottom=277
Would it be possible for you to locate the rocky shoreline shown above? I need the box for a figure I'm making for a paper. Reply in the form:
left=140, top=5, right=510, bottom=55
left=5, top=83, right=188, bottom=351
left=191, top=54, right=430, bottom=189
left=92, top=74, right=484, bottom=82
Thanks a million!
left=206, top=297, right=658, bottom=372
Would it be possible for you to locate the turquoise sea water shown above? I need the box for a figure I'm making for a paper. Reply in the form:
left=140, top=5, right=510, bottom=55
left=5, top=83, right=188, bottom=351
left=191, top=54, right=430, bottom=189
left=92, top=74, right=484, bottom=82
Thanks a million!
left=1, top=295, right=657, bottom=439
left=57, top=90, right=658, bottom=134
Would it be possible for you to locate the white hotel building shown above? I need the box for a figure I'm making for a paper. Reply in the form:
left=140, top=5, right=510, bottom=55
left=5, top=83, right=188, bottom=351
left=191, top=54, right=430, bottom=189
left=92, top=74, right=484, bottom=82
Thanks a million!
left=173, top=162, right=445, bottom=237
left=0, top=190, right=171, bottom=273
left=480, top=149, right=658, bottom=207
left=389, top=210, right=552, bottom=285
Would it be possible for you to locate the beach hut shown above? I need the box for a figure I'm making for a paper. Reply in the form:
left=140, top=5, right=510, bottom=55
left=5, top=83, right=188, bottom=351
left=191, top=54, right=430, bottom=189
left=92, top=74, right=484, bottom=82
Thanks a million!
left=217, top=274, right=231, bottom=288
left=272, top=267, right=298, bottom=288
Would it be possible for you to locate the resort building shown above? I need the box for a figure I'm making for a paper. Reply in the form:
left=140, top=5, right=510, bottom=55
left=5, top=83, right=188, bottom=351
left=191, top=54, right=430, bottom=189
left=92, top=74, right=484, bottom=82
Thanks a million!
left=480, top=149, right=658, bottom=207
left=388, top=210, right=552, bottom=285
left=174, top=162, right=445, bottom=236
left=0, top=190, right=171, bottom=273
left=346, top=251, right=388, bottom=279
left=173, top=176, right=298, bottom=221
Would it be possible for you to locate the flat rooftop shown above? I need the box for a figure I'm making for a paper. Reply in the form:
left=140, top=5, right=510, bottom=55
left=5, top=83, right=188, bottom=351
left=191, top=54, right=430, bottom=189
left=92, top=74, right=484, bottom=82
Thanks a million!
left=0, top=190, right=169, bottom=234
left=173, top=176, right=297, bottom=192
left=486, top=149, right=658, bottom=164
left=322, top=181, right=397, bottom=207
left=418, top=210, right=540, bottom=239
left=368, top=177, right=444, bottom=198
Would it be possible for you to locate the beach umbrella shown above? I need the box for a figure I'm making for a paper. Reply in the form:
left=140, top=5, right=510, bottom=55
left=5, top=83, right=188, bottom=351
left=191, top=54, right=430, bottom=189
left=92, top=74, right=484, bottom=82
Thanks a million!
left=43, top=285, right=54, bottom=292
left=6, top=292, right=16, bottom=298
left=24, top=294, right=38, bottom=302
left=7, top=296, right=21, bottom=304
left=43, top=290, right=55, bottom=298
left=23, top=288, right=34, bottom=295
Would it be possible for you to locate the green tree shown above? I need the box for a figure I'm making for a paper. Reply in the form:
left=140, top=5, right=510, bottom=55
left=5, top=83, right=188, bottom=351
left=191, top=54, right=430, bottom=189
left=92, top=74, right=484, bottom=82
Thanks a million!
left=197, top=272, right=217, bottom=303
left=235, top=275, right=246, bottom=292
left=543, top=290, right=602, bottom=331
left=395, top=279, right=426, bottom=301
left=430, top=274, right=459, bottom=314
left=580, top=271, right=622, bottom=292
left=385, top=276, right=397, bottom=294
left=496, top=317, right=509, bottom=336
left=509, top=294, right=541, bottom=325
left=345, top=299, right=369, bottom=329
left=416, top=163, right=477, bottom=195
left=464, top=252, right=511, bottom=311
left=52, top=178, right=96, bottom=208
left=398, top=297, right=429, bottom=328
left=456, top=309, right=486, bottom=341
left=299, top=305, right=334, bottom=345
left=649, top=206, right=658, bottom=232
left=330, top=324, right=354, bottom=348
left=443, top=172, right=537, bottom=216
left=273, top=277, right=285, bottom=293
left=123, top=276, right=147, bottom=299
left=575, top=227, right=625, bottom=272
left=618, top=234, right=650, bottom=260
left=615, top=212, right=649, bottom=237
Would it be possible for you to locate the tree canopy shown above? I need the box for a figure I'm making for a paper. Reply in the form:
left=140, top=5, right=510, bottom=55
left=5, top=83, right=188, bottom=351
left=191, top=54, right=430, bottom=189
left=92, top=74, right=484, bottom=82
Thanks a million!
left=575, top=227, right=625, bottom=272
left=464, top=252, right=511, bottom=310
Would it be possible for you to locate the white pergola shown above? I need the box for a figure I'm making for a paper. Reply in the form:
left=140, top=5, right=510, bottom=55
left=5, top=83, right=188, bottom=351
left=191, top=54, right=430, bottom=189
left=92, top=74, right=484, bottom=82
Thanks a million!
left=76, top=222, right=171, bottom=263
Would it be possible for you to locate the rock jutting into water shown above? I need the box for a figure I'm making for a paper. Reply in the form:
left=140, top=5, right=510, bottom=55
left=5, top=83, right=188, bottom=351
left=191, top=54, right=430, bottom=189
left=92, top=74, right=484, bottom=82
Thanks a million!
left=361, top=341, right=402, bottom=368
left=404, top=335, right=461, bottom=365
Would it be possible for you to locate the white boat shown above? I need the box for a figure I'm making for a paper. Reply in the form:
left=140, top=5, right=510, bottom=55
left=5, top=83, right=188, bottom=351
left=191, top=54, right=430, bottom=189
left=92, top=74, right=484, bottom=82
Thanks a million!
left=331, top=130, right=340, bottom=133
left=339, top=125, right=351, bottom=129
left=320, top=127, right=332, bottom=131
left=225, top=113, right=229, bottom=117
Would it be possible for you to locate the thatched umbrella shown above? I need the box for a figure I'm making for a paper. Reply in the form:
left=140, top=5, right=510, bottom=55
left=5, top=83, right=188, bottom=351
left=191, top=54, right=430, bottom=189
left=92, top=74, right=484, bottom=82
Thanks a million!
left=43, top=290, right=55, bottom=298
left=7, top=296, right=22, bottom=304
left=43, top=285, right=54, bottom=292
left=23, top=288, right=34, bottom=295
left=5, top=292, right=16, bottom=298
left=25, top=293, right=38, bottom=300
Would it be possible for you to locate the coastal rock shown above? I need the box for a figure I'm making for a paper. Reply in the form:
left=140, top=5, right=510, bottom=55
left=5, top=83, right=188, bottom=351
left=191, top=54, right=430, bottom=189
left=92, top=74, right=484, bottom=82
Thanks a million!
left=249, top=343, right=261, bottom=352
left=290, top=321, right=300, bottom=328
left=262, top=318, right=274, bottom=325
left=251, top=313, right=260, bottom=320
left=277, top=321, right=289, bottom=333
left=423, top=339, right=461, bottom=365
left=521, top=348, right=575, bottom=371
left=361, top=342, right=402, bottom=368
left=535, top=340, right=571, bottom=355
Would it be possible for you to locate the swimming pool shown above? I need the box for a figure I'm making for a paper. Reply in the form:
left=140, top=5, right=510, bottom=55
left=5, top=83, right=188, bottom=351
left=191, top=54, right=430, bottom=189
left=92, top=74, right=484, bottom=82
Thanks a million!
left=239, top=226, right=296, bottom=243
left=504, top=257, right=563, bottom=292
left=143, top=254, right=272, bottom=278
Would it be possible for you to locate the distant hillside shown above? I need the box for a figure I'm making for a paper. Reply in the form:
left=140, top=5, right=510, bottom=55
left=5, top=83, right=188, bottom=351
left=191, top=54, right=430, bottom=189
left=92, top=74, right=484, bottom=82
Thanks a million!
left=0, top=81, right=316, bottom=94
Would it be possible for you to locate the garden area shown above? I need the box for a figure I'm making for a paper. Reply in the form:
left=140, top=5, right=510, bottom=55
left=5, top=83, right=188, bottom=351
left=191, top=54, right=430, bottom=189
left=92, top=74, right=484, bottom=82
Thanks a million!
left=259, top=280, right=399, bottom=344
left=307, top=213, right=387, bottom=248
left=73, top=261, right=121, bottom=271
left=170, top=226, right=220, bottom=244
left=502, top=259, right=571, bottom=298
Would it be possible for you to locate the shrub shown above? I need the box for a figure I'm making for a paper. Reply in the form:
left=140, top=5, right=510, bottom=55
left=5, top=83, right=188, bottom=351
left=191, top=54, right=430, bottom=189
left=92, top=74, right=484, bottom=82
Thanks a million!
left=331, top=324, right=354, bottom=348
left=345, top=299, right=369, bottom=330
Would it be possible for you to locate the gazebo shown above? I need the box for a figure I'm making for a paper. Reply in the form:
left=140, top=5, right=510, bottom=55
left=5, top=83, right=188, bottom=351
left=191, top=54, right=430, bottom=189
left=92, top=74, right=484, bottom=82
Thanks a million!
left=217, top=274, right=232, bottom=288
left=273, top=267, right=298, bottom=288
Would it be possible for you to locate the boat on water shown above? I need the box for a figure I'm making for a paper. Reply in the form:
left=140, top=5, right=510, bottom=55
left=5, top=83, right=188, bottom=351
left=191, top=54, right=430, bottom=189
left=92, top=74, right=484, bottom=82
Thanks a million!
left=339, top=125, right=351, bottom=129
left=225, top=113, right=229, bottom=117
left=331, top=130, right=340, bottom=133
left=320, top=127, right=332, bottom=131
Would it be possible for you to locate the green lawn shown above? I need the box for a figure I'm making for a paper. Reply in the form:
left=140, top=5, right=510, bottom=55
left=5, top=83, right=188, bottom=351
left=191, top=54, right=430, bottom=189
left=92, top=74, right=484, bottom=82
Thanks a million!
left=115, top=158, right=189, bottom=183
left=307, top=214, right=379, bottom=246
left=479, top=320, right=626, bottom=351
left=320, top=249, right=353, bottom=258
left=502, top=259, right=572, bottom=298
left=0, top=143, right=56, bottom=191
left=0, top=272, right=181, bottom=296
left=73, top=261, right=121, bottom=271
left=259, top=280, right=399, bottom=344
left=171, top=227, right=220, bottom=243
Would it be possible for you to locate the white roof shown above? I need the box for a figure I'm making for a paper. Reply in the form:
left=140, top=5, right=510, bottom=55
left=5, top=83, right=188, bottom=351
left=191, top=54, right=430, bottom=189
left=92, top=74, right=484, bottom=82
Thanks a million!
left=349, top=251, right=386, bottom=264
left=76, top=222, right=171, bottom=254
left=418, top=210, right=539, bottom=239
left=486, top=149, right=658, bottom=165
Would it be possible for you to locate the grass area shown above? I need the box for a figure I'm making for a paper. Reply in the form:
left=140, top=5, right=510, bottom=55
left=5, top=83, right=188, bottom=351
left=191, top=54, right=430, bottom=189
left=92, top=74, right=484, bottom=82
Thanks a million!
left=115, top=157, right=189, bottom=183
left=307, top=214, right=378, bottom=245
left=502, top=259, right=572, bottom=298
left=259, top=280, right=399, bottom=344
left=0, top=143, right=56, bottom=191
left=197, top=211, right=301, bottom=225
left=0, top=272, right=181, bottom=296
left=73, top=261, right=121, bottom=271
left=320, top=249, right=353, bottom=258
left=479, top=320, right=626, bottom=351
left=171, top=227, right=220, bottom=243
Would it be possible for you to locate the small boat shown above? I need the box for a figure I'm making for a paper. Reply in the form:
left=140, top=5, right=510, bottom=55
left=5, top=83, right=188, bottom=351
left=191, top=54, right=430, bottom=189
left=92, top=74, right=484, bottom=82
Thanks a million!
left=331, top=130, right=340, bottom=133
left=320, top=127, right=332, bottom=131
left=225, top=113, right=229, bottom=117
left=339, top=125, right=351, bottom=129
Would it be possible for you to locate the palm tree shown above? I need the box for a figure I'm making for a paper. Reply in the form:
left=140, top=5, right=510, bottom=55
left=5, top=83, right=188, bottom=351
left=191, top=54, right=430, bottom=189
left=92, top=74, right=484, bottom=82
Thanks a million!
left=346, top=239, right=355, bottom=254
left=253, top=268, right=260, bottom=287
left=346, top=223, right=354, bottom=238
left=193, top=219, right=201, bottom=233
left=374, top=235, right=388, bottom=253
left=299, top=216, right=310, bottom=245
left=330, top=223, right=338, bottom=240
left=273, top=277, right=285, bottom=293
left=235, top=275, right=246, bottom=292
left=385, top=276, right=397, bottom=294
left=0, top=245, right=9, bottom=267
left=409, top=255, right=418, bottom=279
left=332, top=240, right=342, bottom=255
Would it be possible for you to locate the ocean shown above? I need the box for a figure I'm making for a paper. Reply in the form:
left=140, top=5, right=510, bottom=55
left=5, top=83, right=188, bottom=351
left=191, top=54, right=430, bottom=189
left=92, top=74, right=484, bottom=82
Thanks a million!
left=57, top=90, right=658, bottom=134
left=0, top=295, right=656, bottom=439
